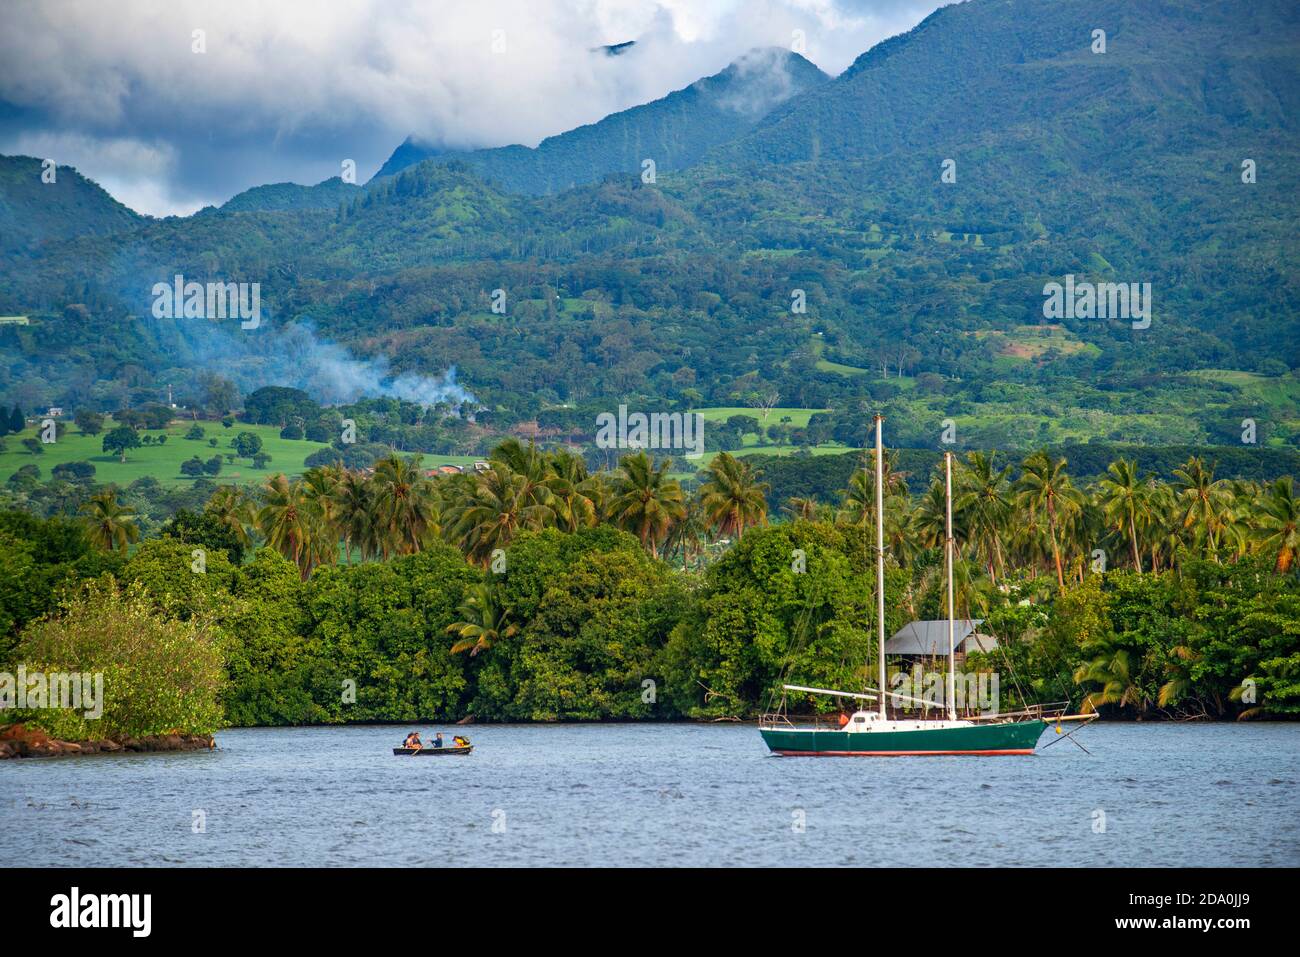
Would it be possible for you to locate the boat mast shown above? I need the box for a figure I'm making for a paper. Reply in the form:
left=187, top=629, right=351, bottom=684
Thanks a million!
left=944, top=451, right=957, bottom=721
left=875, top=414, right=887, bottom=720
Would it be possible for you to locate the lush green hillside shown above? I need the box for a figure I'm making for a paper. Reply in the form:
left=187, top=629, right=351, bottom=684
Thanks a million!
left=0, top=155, right=140, bottom=253
left=374, top=48, right=828, bottom=192
left=0, top=0, right=1297, bottom=457
left=216, top=176, right=360, bottom=213
left=717, top=0, right=1300, bottom=168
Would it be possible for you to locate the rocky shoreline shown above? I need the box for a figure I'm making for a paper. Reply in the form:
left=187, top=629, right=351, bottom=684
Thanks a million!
left=0, top=723, right=215, bottom=759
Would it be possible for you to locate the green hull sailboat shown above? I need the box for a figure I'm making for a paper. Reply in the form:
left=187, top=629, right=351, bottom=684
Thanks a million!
left=759, top=416, right=1095, bottom=757
left=760, top=716, right=1050, bottom=756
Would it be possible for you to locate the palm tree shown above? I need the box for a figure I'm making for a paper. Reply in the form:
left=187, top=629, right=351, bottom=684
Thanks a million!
left=666, top=498, right=709, bottom=570
left=79, top=489, right=139, bottom=554
left=835, top=450, right=908, bottom=528
left=1097, top=459, right=1151, bottom=573
left=1158, top=643, right=1201, bottom=714
left=1173, top=456, right=1228, bottom=561
left=204, top=485, right=255, bottom=550
left=836, top=469, right=874, bottom=528
left=489, top=437, right=543, bottom=475
left=782, top=497, right=822, bottom=522
left=447, top=463, right=554, bottom=566
left=490, top=438, right=555, bottom=514
left=1068, top=495, right=1109, bottom=583
left=1073, top=649, right=1148, bottom=716
left=1145, top=480, right=1181, bottom=573
left=1218, top=479, right=1257, bottom=562
left=371, top=455, right=439, bottom=557
left=882, top=490, right=918, bottom=566
left=1257, top=476, right=1300, bottom=573
left=909, top=550, right=983, bottom=621
left=300, top=465, right=344, bottom=568
left=257, top=474, right=314, bottom=577
left=1015, top=450, right=1082, bottom=590
left=447, top=583, right=518, bottom=656
left=912, top=480, right=948, bottom=551
left=545, top=448, right=598, bottom=533
left=954, top=451, right=1013, bottom=582
left=607, top=451, right=686, bottom=558
left=698, top=452, right=769, bottom=540
left=332, top=469, right=376, bottom=562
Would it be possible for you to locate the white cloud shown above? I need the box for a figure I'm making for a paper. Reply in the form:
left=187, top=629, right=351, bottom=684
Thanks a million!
left=0, top=0, right=947, bottom=215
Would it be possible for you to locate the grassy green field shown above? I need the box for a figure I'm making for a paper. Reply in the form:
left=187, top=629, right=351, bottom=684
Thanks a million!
left=2, top=406, right=846, bottom=491
left=662, top=406, right=850, bottom=478
left=0, top=419, right=494, bottom=488
left=694, top=406, right=828, bottom=428
left=815, top=358, right=870, bottom=376
left=693, top=405, right=834, bottom=450
left=1190, top=369, right=1300, bottom=408
left=0, top=419, right=333, bottom=488
left=1188, top=369, right=1300, bottom=445
left=668, top=444, right=856, bottom=481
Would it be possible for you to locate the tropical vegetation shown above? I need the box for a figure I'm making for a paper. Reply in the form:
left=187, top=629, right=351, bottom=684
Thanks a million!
left=2, top=441, right=1298, bottom=733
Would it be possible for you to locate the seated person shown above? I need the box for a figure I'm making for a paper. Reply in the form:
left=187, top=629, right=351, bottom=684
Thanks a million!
left=453, top=736, right=469, bottom=748
left=403, top=732, right=422, bottom=749
left=433, top=732, right=444, bottom=748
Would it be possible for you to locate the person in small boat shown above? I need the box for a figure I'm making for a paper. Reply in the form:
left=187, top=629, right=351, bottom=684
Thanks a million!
left=433, top=732, right=444, bottom=748
left=403, top=732, right=422, bottom=749
left=453, top=735, right=469, bottom=748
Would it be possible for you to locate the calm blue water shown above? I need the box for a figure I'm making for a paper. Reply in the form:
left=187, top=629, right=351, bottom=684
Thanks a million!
left=2, top=723, right=1297, bottom=867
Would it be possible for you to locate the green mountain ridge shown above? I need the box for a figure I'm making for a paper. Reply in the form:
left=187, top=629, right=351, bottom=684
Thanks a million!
left=215, top=176, right=361, bottom=213
left=0, top=155, right=140, bottom=253
left=717, top=0, right=1300, bottom=167
left=0, top=0, right=1297, bottom=454
left=373, top=47, right=829, bottom=192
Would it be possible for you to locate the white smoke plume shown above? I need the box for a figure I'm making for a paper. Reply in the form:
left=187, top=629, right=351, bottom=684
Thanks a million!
left=161, top=315, right=475, bottom=409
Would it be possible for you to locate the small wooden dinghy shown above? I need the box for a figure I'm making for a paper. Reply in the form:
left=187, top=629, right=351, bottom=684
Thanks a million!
left=392, top=745, right=473, bottom=756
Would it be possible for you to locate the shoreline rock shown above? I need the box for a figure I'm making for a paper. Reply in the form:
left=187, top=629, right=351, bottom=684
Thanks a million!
left=0, top=723, right=215, bottom=759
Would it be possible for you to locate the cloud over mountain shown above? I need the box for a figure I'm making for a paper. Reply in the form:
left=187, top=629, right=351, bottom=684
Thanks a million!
left=0, top=0, right=947, bottom=215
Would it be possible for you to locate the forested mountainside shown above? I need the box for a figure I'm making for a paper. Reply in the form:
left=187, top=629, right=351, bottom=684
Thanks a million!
left=216, top=176, right=360, bottom=213
left=372, top=47, right=829, bottom=190
left=0, top=154, right=139, bottom=253
left=1, top=0, right=1298, bottom=451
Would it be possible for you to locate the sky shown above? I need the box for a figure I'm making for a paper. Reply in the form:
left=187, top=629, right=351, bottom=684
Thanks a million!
left=0, top=0, right=951, bottom=217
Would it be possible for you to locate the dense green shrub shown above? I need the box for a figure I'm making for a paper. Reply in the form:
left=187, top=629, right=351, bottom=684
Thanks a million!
left=9, top=578, right=226, bottom=738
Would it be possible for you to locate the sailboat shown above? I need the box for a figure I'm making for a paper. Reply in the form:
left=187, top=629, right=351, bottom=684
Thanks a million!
left=759, top=416, right=1096, bottom=756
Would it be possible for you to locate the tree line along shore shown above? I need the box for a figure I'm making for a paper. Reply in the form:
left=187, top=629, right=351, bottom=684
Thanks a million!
left=2, top=439, right=1298, bottom=741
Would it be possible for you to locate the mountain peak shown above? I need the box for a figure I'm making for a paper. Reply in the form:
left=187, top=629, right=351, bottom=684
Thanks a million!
left=217, top=175, right=361, bottom=213
left=372, top=47, right=829, bottom=191
left=0, top=154, right=139, bottom=251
